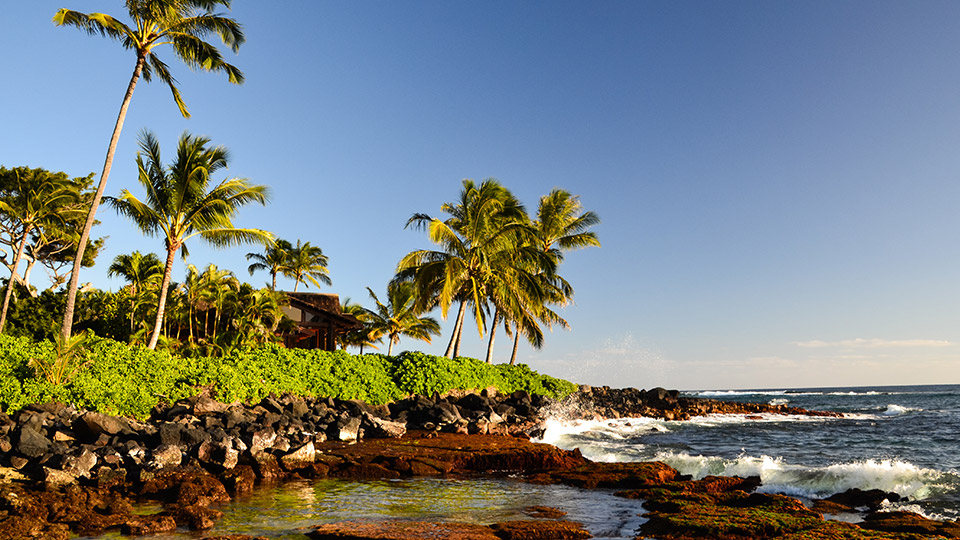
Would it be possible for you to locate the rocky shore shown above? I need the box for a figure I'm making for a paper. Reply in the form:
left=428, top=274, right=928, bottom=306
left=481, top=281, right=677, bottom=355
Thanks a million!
left=0, top=386, right=949, bottom=539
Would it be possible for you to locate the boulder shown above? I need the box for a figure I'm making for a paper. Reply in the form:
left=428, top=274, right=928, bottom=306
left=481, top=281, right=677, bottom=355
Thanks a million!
left=77, top=412, right=129, bottom=438
left=62, top=448, right=98, bottom=477
left=42, top=467, right=77, bottom=487
left=336, top=417, right=362, bottom=442
left=280, top=442, right=315, bottom=470
left=149, top=444, right=183, bottom=469
left=16, top=426, right=51, bottom=458
left=365, top=416, right=406, bottom=439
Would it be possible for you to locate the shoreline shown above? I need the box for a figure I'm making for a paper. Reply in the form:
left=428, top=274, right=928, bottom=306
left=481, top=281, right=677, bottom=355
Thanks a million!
left=1, top=388, right=952, bottom=539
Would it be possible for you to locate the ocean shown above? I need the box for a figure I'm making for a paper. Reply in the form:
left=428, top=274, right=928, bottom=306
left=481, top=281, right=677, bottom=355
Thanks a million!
left=539, top=383, right=960, bottom=521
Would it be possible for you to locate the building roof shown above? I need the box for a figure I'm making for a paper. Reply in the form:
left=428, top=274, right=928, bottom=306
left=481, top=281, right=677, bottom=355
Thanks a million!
left=284, top=291, right=363, bottom=330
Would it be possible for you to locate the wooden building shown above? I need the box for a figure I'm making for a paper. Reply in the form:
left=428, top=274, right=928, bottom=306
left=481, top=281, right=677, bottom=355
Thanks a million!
left=282, top=292, right=362, bottom=351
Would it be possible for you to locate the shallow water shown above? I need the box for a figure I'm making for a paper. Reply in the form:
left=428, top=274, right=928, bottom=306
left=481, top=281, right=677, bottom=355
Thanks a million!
left=79, top=477, right=646, bottom=539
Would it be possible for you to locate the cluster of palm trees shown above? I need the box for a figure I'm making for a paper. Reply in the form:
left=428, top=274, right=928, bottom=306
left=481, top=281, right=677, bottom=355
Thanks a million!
left=108, top=253, right=291, bottom=355
left=394, top=179, right=600, bottom=364
left=246, top=239, right=330, bottom=292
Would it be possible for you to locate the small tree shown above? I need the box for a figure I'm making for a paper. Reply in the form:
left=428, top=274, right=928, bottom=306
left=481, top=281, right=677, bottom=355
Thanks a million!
left=364, top=281, right=441, bottom=356
left=282, top=240, right=331, bottom=292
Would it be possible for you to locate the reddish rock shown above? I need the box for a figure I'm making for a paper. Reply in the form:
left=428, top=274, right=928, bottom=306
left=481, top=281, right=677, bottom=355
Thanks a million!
left=490, top=519, right=591, bottom=539
left=176, top=473, right=230, bottom=507
left=531, top=461, right=679, bottom=490
left=221, top=464, right=256, bottom=494
left=523, top=505, right=567, bottom=519
left=174, top=504, right=225, bottom=530
left=121, top=514, right=177, bottom=535
left=306, top=520, right=500, bottom=539
left=860, top=510, right=960, bottom=537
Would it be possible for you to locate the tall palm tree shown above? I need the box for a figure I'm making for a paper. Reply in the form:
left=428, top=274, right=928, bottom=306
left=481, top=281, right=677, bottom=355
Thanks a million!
left=107, top=130, right=272, bottom=349
left=282, top=240, right=331, bottom=292
left=246, top=239, right=292, bottom=290
left=107, top=250, right=163, bottom=332
left=364, top=281, right=441, bottom=356
left=55, top=0, right=245, bottom=344
left=396, top=179, right=534, bottom=358
left=0, top=173, right=81, bottom=332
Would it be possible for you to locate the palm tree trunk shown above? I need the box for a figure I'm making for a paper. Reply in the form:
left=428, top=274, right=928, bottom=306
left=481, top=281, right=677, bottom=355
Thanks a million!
left=148, top=244, right=178, bottom=350
left=128, top=290, right=136, bottom=333
left=0, top=226, right=32, bottom=332
left=510, top=323, right=520, bottom=365
left=188, top=302, right=195, bottom=343
left=62, top=53, right=146, bottom=343
left=387, top=335, right=395, bottom=356
left=271, top=272, right=277, bottom=291
left=444, top=302, right=466, bottom=358
left=484, top=309, right=499, bottom=364
left=453, top=318, right=465, bottom=359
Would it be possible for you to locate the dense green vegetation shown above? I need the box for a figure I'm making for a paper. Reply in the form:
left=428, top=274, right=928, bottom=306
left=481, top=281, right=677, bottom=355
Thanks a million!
left=0, top=334, right=578, bottom=419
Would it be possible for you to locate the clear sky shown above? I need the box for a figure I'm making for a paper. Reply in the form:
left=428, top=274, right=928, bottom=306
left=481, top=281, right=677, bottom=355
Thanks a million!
left=3, top=1, right=960, bottom=391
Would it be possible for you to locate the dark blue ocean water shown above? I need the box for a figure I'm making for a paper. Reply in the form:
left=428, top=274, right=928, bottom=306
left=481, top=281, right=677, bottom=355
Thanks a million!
left=540, top=383, right=960, bottom=520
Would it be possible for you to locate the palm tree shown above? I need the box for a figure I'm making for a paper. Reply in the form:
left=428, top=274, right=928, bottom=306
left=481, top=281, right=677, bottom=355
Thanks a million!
left=0, top=173, right=81, bottom=332
left=338, top=298, right=379, bottom=353
left=282, top=240, right=331, bottom=292
left=196, top=263, right=238, bottom=341
left=396, top=179, right=534, bottom=358
left=246, top=239, right=292, bottom=290
left=233, top=287, right=290, bottom=349
left=55, top=0, right=245, bottom=344
left=364, top=281, right=441, bottom=356
left=107, top=250, right=163, bottom=333
left=505, top=189, right=600, bottom=364
left=107, top=130, right=272, bottom=349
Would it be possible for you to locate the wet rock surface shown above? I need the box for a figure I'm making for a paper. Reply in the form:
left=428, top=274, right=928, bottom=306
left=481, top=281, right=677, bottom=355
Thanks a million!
left=0, top=388, right=950, bottom=539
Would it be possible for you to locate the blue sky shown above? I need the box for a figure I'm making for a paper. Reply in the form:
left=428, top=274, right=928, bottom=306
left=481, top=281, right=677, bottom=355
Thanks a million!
left=3, top=1, right=960, bottom=390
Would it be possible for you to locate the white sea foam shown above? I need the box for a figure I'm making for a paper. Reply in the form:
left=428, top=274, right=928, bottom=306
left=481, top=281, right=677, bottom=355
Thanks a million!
left=537, top=417, right=667, bottom=447
left=654, top=452, right=942, bottom=501
left=879, top=499, right=952, bottom=521
left=768, top=398, right=790, bottom=406
left=881, top=404, right=922, bottom=416
left=691, top=389, right=893, bottom=397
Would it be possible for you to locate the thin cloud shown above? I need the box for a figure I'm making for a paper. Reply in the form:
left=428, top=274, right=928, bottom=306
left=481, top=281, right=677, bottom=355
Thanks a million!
left=791, top=338, right=955, bottom=349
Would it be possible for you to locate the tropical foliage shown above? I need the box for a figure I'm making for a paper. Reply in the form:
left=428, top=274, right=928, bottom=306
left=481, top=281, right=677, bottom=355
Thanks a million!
left=281, top=240, right=331, bottom=292
left=107, top=250, right=162, bottom=333
left=107, top=130, right=272, bottom=349
left=246, top=239, right=292, bottom=290
left=55, top=0, right=246, bottom=344
left=396, top=179, right=599, bottom=363
left=0, top=167, right=103, bottom=294
left=363, top=281, right=441, bottom=356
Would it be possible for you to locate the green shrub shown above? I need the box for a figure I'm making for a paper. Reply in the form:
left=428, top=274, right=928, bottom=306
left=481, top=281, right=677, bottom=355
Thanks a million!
left=0, top=334, right=577, bottom=418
